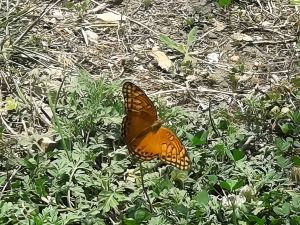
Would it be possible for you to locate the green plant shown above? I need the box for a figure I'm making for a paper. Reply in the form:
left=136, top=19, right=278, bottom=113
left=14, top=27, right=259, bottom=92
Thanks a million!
left=218, top=0, right=232, bottom=7
left=291, top=0, right=300, bottom=5
left=143, top=0, right=151, bottom=9
left=64, top=0, right=92, bottom=16
left=0, top=72, right=125, bottom=224
left=185, top=17, right=195, bottom=26
left=159, top=27, right=198, bottom=65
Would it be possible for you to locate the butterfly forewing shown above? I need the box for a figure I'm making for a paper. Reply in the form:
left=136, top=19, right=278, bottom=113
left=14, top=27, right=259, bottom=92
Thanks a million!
left=122, top=112, right=155, bottom=147
left=122, top=82, right=159, bottom=145
left=122, top=82, right=157, bottom=119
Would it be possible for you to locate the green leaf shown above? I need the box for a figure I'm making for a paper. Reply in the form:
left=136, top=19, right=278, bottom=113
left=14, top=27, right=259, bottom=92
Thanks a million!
left=291, top=77, right=300, bottom=88
left=219, top=120, right=229, bottom=131
left=292, top=195, right=300, bottom=208
left=213, top=143, right=227, bottom=156
left=218, top=0, right=232, bottom=7
left=143, top=0, right=151, bottom=8
left=174, top=204, right=188, bottom=216
left=177, top=44, right=186, bottom=54
left=292, top=156, right=300, bottom=166
left=5, top=97, right=17, bottom=111
left=207, top=175, right=218, bottom=185
left=292, top=216, right=300, bottom=224
left=273, top=202, right=291, bottom=216
left=220, top=179, right=244, bottom=192
left=170, top=170, right=189, bottom=183
left=225, top=148, right=234, bottom=161
left=232, top=149, right=245, bottom=161
left=159, top=34, right=185, bottom=53
left=0, top=176, right=5, bottom=186
left=182, top=54, right=195, bottom=64
left=123, top=219, right=137, bottom=225
left=64, top=1, right=75, bottom=9
left=275, top=138, right=291, bottom=152
left=134, top=208, right=151, bottom=222
left=0, top=126, right=3, bottom=139
left=192, top=130, right=209, bottom=146
left=0, top=201, right=14, bottom=217
left=185, top=17, right=195, bottom=26
left=280, top=123, right=290, bottom=134
left=220, top=180, right=231, bottom=191
left=294, top=125, right=300, bottom=135
left=35, top=177, right=47, bottom=197
left=276, top=156, right=290, bottom=168
left=154, top=179, right=173, bottom=195
left=297, top=90, right=300, bottom=100
left=193, top=191, right=209, bottom=206
left=248, top=215, right=266, bottom=225
left=99, top=191, right=124, bottom=213
left=148, top=216, right=167, bottom=225
left=187, top=27, right=198, bottom=48
left=292, top=111, right=300, bottom=123
left=22, top=158, right=38, bottom=170
left=294, top=140, right=300, bottom=148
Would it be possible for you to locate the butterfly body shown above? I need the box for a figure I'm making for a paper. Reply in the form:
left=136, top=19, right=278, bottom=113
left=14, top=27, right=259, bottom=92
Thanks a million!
left=122, top=82, right=191, bottom=170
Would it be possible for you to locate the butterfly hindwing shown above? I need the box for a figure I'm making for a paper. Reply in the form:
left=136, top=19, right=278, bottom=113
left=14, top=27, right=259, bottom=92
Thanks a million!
left=128, top=127, right=161, bottom=160
left=158, top=127, right=191, bottom=170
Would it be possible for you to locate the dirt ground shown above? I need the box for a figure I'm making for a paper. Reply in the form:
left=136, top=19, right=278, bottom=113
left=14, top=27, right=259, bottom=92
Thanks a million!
left=0, top=0, right=299, bottom=152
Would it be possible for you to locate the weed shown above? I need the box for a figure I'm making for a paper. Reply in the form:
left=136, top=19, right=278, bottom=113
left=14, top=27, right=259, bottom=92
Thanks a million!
left=159, top=27, right=198, bottom=67
left=218, top=0, right=232, bottom=7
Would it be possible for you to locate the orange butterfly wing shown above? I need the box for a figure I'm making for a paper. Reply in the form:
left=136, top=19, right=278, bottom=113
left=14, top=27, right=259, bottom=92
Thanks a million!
left=122, top=82, right=191, bottom=170
left=156, top=127, right=191, bottom=170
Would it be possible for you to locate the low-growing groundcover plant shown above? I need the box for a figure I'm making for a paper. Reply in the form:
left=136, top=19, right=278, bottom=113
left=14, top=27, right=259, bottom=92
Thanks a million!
left=0, top=73, right=300, bottom=225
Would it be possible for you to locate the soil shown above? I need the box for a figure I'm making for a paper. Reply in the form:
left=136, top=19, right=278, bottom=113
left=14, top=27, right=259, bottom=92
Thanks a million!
left=0, top=0, right=299, bottom=142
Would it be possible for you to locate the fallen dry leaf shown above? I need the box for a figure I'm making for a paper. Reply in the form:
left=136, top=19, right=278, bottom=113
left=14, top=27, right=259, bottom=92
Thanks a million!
left=230, top=55, right=240, bottom=62
left=96, top=12, right=126, bottom=22
left=38, top=137, right=56, bottom=152
left=85, top=30, right=99, bottom=43
left=214, top=20, right=226, bottom=31
left=148, top=47, right=172, bottom=71
left=231, top=33, right=253, bottom=42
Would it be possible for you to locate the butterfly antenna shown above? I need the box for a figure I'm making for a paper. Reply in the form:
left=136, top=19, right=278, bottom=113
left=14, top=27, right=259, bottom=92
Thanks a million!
left=139, top=162, right=154, bottom=213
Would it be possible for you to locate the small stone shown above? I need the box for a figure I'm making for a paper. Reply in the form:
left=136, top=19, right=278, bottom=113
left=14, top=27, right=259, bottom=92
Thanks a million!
left=230, top=55, right=240, bottom=62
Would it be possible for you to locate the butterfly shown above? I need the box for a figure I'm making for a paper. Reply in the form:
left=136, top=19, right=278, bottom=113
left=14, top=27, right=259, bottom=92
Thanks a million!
left=122, top=82, right=191, bottom=170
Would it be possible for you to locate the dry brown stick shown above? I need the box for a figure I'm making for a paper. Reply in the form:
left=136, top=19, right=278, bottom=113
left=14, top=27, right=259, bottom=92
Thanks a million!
left=87, top=2, right=108, bottom=14
left=0, top=166, right=21, bottom=200
left=250, top=38, right=297, bottom=45
left=12, top=45, right=59, bottom=68
left=0, top=116, right=17, bottom=135
left=13, top=0, right=63, bottom=45
left=149, top=87, right=248, bottom=97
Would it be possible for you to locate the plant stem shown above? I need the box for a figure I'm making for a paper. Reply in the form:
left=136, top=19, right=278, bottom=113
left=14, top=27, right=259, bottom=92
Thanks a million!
left=48, top=93, right=71, bottom=160
left=209, top=100, right=220, bottom=137
left=139, top=162, right=153, bottom=213
left=232, top=201, right=238, bottom=225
